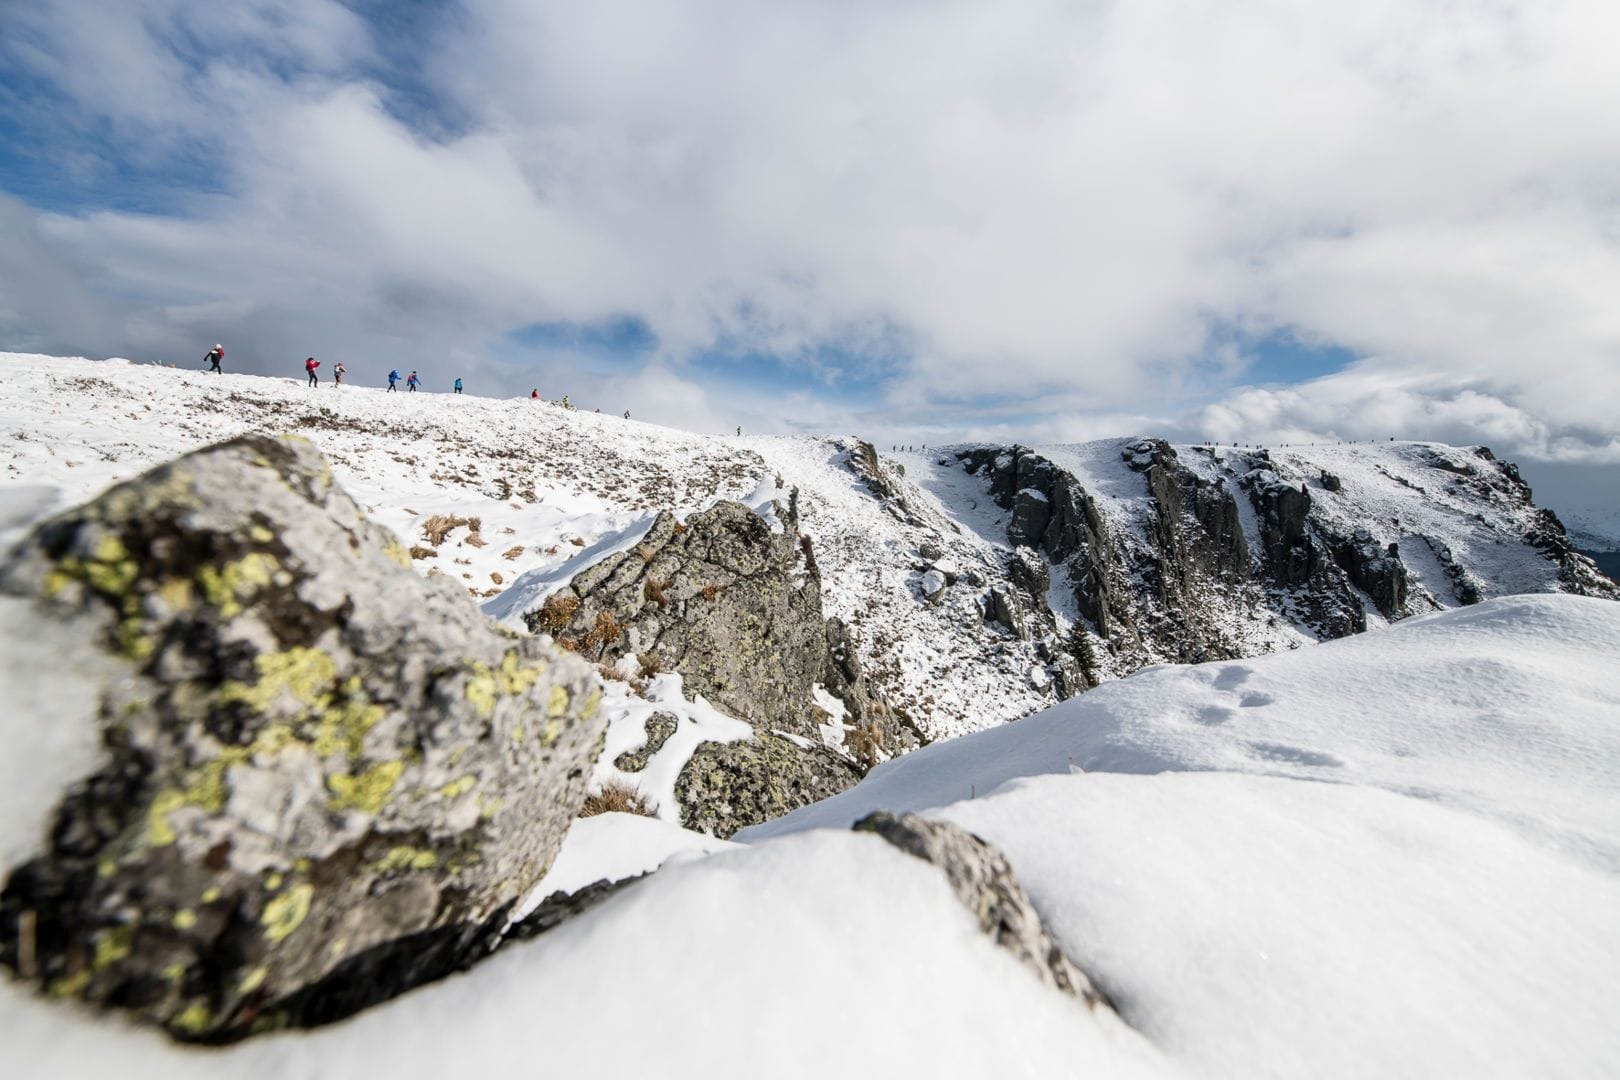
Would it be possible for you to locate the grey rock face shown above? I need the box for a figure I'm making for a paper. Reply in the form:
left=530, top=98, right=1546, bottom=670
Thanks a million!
left=845, top=439, right=926, bottom=526
left=1332, top=529, right=1409, bottom=619
left=530, top=501, right=826, bottom=737
left=853, top=812, right=1110, bottom=1010
left=679, top=735, right=863, bottom=839
left=0, top=435, right=605, bottom=1042
left=528, top=498, right=915, bottom=832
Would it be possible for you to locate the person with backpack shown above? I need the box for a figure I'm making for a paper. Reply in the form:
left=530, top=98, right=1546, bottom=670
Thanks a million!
left=305, top=357, right=320, bottom=387
left=407, top=370, right=420, bottom=392
left=388, top=369, right=399, bottom=391
left=531, top=388, right=539, bottom=400
left=333, top=362, right=346, bottom=386
left=204, top=344, right=223, bottom=373
left=454, top=377, right=463, bottom=394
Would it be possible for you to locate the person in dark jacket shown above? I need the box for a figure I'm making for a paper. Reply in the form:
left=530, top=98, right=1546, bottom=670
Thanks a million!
left=305, top=357, right=320, bottom=387
left=204, top=344, right=223, bottom=373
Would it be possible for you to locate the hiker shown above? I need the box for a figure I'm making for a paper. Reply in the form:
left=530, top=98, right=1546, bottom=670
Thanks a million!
left=333, top=362, right=346, bottom=386
left=305, top=357, right=320, bottom=387
left=388, top=369, right=399, bottom=392
left=736, top=425, right=742, bottom=436
left=623, top=410, right=630, bottom=419
left=454, top=377, right=463, bottom=394
left=407, top=370, right=419, bottom=392
left=204, top=344, right=223, bottom=374
left=531, top=388, right=539, bottom=399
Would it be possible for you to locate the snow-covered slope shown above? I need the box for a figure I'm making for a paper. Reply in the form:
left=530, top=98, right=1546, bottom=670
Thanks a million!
left=742, top=593, right=1620, bottom=1076
left=4, top=592, right=1615, bottom=1078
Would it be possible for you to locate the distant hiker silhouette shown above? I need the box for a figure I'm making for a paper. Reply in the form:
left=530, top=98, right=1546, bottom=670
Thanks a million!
left=388, top=369, right=399, bottom=392
left=305, top=357, right=320, bottom=387
left=531, top=389, right=539, bottom=399
left=407, top=371, right=419, bottom=392
left=454, top=377, right=463, bottom=394
left=204, top=344, right=223, bottom=374
left=334, top=362, right=345, bottom=386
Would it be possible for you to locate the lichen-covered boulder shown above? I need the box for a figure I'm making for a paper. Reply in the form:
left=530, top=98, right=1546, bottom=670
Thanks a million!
left=678, top=734, right=862, bottom=839
left=0, top=434, right=605, bottom=1042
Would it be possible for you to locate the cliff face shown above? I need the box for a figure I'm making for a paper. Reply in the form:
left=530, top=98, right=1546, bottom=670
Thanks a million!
left=954, top=438, right=1616, bottom=681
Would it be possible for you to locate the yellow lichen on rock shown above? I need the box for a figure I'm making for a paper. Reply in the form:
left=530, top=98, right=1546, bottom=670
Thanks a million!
left=218, top=647, right=337, bottom=715
left=261, top=882, right=314, bottom=943
left=196, top=551, right=279, bottom=618
left=372, top=846, right=438, bottom=873
left=327, top=760, right=405, bottom=813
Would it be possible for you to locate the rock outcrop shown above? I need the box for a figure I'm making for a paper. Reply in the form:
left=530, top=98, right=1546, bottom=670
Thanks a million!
left=853, top=812, right=1110, bottom=1010
left=956, top=438, right=1615, bottom=689
left=526, top=496, right=915, bottom=834
left=0, top=435, right=605, bottom=1042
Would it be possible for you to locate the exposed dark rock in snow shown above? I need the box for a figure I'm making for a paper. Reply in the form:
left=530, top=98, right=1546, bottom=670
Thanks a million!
left=0, top=435, right=605, bottom=1042
left=845, top=438, right=926, bottom=526
left=613, top=713, right=679, bottom=772
left=679, top=735, right=863, bottom=839
left=852, top=811, right=1111, bottom=1010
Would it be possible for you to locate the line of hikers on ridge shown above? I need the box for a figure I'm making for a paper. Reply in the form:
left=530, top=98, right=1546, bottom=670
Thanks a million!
left=206, top=343, right=461, bottom=396
left=201, top=344, right=640, bottom=421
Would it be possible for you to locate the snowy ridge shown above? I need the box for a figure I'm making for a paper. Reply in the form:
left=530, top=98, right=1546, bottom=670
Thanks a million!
left=0, top=353, right=1608, bottom=747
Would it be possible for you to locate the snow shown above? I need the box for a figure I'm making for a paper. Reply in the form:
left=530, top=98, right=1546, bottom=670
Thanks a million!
left=740, top=594, right=1620, bottom=1075
left=517, top=811, right=735, bottom=912
left=587, top=673, right=754, bottom=825
left=0, top=831, right=1164, bottom=1080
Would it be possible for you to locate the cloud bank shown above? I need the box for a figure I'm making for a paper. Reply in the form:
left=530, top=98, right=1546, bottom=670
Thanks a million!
left=2, top=0, right=1619, bottom=466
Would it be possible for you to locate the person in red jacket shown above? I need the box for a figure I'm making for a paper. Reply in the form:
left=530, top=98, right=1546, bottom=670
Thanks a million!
left=305, top=357, right=320, bottom=387
left=530, top=388, right=539, bottom=400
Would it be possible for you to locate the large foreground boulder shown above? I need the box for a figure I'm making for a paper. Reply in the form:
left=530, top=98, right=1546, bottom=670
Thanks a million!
left=0, top=435, right=605, bottom=1041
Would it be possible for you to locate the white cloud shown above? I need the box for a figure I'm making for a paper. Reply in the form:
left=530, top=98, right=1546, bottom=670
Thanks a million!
left=2, top=0, right=1620, bottom=470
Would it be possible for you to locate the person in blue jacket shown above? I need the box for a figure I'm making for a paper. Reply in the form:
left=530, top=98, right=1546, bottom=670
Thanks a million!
left=454, top=377, right=463, bottom=394
left=407, top=370, right=420, bottom=392
left=387, top=369, right=399, bottom=392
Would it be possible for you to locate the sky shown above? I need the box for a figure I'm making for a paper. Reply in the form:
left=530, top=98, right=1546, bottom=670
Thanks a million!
left=2, top=0, right=1619, bottom=540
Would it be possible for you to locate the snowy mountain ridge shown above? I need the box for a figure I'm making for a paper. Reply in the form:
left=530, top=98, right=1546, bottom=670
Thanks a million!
left=2, top=352, right=1608, bottom=752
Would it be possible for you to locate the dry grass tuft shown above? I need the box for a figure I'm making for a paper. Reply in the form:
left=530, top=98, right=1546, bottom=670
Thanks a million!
left=644, top=577, right=669, bottom=606
left=534, top=594, right=580, bottom=634
left=422, top=513, right=470, bottom=546
left=584, top=610, right=622, bottom=650
left=578, top=780, right=657, bottom=818
left=847, top=721, right=884, bottom=770
left=490, top=571, right=504, bottom=585
left=464, top=532, right=488, bottom=548
left=502, top=545, right=524, bottom=560
left=700, top=583, right=723, bottom=601
left=636, top=543, right=657, bottom=563
left=569, top=536, right=587, bottom=547
left=636, top=651, right=662, bottom=678
left=409, top=544, right=437, bottom=560
left=672, top=523, right=688, bottom=535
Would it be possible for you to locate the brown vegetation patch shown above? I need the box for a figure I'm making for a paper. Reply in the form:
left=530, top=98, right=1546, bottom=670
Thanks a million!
left=578, top=780, right=657, bottom=818
left=534, top=593, right=581, bottom=634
